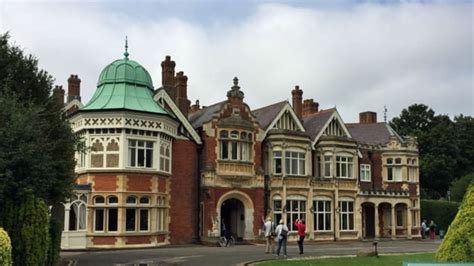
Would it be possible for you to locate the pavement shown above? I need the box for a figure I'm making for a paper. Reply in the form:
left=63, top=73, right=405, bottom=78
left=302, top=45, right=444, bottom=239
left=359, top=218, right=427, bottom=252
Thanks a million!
left=60, top=239, right=442, bottom=266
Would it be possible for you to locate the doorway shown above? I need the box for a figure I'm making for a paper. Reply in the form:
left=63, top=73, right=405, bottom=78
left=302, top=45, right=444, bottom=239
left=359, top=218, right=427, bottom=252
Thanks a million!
left=363, top=203, right=375, bottom=238
left=220, top=198, right=245, bottom=240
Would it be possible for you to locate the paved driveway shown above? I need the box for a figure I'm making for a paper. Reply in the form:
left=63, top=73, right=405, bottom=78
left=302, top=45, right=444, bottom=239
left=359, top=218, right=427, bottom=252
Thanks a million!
left=61, top=239, right=441, bottom=266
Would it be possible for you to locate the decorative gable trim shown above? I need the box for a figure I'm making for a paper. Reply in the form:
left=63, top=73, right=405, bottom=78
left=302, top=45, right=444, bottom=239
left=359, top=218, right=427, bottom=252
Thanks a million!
left=154, top=89, right=202, bottom=145
left=263, top=102, right=306, bottom=137
left=312, top=110, right=352, bottom=146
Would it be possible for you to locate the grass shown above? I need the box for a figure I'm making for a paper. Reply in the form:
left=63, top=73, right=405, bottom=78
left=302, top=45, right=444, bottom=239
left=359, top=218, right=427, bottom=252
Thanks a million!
left=257, top=252, right=436, bottom=266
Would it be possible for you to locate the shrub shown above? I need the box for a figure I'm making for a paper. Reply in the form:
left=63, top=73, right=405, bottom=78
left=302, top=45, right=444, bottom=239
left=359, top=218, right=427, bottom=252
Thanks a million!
left=46, top=217, right=63, bottom=266
left=449, top=173, right=474, bottom=202
left=436, top=184, right=474, bottom=262
left=0, top=228, right=12, bottom=266
left=421, top=199, right=459, bottom=234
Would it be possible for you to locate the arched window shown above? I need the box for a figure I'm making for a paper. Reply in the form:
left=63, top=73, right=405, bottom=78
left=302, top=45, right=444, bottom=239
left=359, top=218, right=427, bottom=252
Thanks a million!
left=108, top=196, right=118, bottom=204
left=93, top=195, right=117, bottom=232
left=91, top=139, right=105, bottom=168
left=126, top=196, right=137, bottom=204
left=125, top=195, right=150, bottom=232
left=94, top=196, right=105, bottom=204
left=69, top=199, right=87, bottom=231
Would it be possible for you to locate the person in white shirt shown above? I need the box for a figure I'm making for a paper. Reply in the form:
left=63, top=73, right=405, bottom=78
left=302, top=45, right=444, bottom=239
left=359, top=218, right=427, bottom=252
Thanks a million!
left=262, top=216, right=274, bottom=253
left=275, top=219, right=289, bottom=257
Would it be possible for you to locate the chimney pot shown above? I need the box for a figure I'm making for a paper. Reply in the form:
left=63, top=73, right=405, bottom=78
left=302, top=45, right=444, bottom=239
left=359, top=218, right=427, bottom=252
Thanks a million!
left=359, top=111, right=377, bottom=124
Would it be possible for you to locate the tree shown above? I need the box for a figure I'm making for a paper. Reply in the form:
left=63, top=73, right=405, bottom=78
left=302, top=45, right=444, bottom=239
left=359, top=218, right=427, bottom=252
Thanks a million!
left=0, top=32, right=78, bottom=265
left=449, top=173, right=474, bottom=202
left=0, top=32, right=77, bottom=205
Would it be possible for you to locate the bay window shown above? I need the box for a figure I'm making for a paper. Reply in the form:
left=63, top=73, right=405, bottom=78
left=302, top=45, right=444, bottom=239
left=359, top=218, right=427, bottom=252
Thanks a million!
left=219, top=130, right=252, bottom=162
left=273, top=151, right=282, bottom=174
left=285, top=152, right=305, bottom=176
left=125, top=196, right=150, bottom=232
left=313, top=198, right=332, bottom=231
left=128, top=140, right=153, bottom=168
left=336, top=156, right=353, bottom=178
left=286, top=198, right=306, bottom=231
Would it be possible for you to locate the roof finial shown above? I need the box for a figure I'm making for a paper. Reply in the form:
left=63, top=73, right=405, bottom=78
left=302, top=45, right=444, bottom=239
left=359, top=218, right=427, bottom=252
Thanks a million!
left=124, top=36, right=129, bottom=59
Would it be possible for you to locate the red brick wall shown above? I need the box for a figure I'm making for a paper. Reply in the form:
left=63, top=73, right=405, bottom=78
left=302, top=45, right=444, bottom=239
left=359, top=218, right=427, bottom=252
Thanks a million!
left=158, top=176, right=167, bottom=193
left=359, top=150, right=383, bottom=191
left=126, top=236, right=151, bottom=245
left=93, top=175, right=117, bottom=191
left=169, top=139, right=198, bottom=244
left=127, top=175, right=152, bottom=191
left=92, top=236, right=116, bottom=245
left=202, top=133, right=217, bottom=169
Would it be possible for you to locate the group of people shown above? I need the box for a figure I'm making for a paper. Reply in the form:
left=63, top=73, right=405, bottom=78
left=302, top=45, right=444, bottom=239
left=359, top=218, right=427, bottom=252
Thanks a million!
left=262, top=217, right=305, bottom=257
left=421, top=219, right=437, bottom=240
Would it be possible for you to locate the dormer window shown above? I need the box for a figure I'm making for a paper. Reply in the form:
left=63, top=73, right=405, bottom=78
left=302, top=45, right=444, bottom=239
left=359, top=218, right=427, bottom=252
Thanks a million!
left=219, top=130, right=252, bottom=162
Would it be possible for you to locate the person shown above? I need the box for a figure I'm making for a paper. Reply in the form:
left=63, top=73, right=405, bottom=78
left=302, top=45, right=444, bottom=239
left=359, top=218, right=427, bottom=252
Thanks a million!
left=275, top=219, right=289, bottom=258
left=421, top=219, right=428, bottom=239
left=294, top=219, right=306, bottom=254
left=429, top=220, right=436, bottom=240
left=262, top=216, right=275, bottom=254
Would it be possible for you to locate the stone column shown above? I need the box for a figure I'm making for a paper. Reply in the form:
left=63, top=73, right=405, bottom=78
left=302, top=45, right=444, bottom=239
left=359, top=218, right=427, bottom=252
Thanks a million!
left=63, top=203, right=70, bottom=248
left=374, top=204, right=380, bottom=239
left=334, top=183, right=340, bottom=240
left=391, top=205, right=396, bottom=240
left=407, top=207, right=412, bottom=239
left=307, top=187, right=314, bottom=240
left=282, top=179, right=287, bottom=224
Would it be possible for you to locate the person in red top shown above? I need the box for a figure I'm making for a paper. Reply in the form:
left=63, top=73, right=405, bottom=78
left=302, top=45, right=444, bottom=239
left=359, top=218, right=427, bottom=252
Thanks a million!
left=294, top=219, right=306, bottom=254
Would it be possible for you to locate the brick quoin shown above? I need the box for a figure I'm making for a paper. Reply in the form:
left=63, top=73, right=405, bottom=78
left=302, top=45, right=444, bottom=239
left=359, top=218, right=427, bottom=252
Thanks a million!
left=92, top=236, right=116, bottom=245
left=76, top=175, right=88, bottom=185
left=169, top=139, right=198, bottom=244
left=127, top=175, right=152, bottom=191
left=126, top=236, right=151, bottom=245
left=93, top=175, right=118, bottom=191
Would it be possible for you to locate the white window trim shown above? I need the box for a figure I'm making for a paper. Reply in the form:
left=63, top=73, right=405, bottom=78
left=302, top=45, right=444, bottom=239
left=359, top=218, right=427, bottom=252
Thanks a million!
left=313, top=199, right=332, bottom=232
left=338, top=200, right=355, bottom=231
left=360, top=164, right=371, bottom=182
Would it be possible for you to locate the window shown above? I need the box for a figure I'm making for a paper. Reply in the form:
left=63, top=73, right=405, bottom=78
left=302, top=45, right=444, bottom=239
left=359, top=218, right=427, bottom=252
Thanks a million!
left=336, top=156, right=353, bottom=178
left=387, top=158, right=402, bottom=181
left=396, top=208, right=404, bottom=227
left=324, top=156, right=332, bottom=177
left=273, top=151, right=282, bottom=174
left=285, top=152, right=306, bottom=176
left=286, top=199, right=306, bottom=231
left=360, top=164, right=371, bottom=182
left=273, top=199, right=282, bottom=226
left=339, top=200, right=354, bottom=231
left=93, top=195, right=117, bottom=232
left=157, top=196, right=167, bottom=231
left=68, top=195, right=87, bottom=231
left=90, top=137, right=120, bottom=168
left=408, top=159, right=417, bottom=182
left=159, top=142, right=171, bottom=172
left=219, top=130, right=252, bottom=161
left=125, top=195, right=150, bottom=232
left=313, top=199, right=332, bottom=231
left=91, top=139, right=105, bottom=168
left=385, top=208, right=392, bottom=226
left=128, top=140, right=154, bottom=168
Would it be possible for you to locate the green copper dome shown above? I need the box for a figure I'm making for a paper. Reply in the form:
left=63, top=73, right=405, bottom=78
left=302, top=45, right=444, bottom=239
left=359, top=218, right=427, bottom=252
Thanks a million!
left=81, top=52, right=168, bottom=115
left=97, top=58, right=154, bottom=90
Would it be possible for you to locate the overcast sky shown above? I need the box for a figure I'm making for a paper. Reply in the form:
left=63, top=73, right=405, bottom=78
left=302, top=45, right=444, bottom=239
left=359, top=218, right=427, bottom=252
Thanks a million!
left=1, top=0, right=472, bottom=123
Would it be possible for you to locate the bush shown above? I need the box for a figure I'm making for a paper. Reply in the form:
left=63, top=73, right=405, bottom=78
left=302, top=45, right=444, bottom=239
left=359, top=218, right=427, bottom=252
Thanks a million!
left=436, top=184, right=474, bottom=262
left=449, top=173, right=474, bottom=202
left=0, top=228, right=12, bottom=266
left=46, top=217, right=63, bottom=266
left=5, top=193, right=51, bottom=265
left=421, top=199, right=459, bottom=234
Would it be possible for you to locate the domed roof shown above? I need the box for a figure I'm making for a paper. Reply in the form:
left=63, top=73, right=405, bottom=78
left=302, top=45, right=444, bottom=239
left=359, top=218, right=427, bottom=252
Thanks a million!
left=97, top=57, right=154, bottom=90
left=81, top=47, right=168, bottom=115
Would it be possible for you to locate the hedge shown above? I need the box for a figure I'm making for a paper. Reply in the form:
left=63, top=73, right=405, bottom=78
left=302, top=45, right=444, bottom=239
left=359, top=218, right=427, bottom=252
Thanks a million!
left=436, top=184, right=474, bottom=262
left=0, top=228, right=12, bottom=266
left=421, top=199, right=459, bottom=234
left=46, top=217, right=63, bottom=266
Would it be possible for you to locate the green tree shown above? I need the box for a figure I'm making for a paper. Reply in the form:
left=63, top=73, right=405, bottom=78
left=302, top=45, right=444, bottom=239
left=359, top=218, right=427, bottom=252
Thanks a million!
left=449, top=173, right=474, bottom=202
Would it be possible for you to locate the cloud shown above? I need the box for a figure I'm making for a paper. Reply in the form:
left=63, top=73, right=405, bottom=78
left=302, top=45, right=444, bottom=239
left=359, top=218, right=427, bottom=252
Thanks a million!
left=1, top=1, right=472, bottom=122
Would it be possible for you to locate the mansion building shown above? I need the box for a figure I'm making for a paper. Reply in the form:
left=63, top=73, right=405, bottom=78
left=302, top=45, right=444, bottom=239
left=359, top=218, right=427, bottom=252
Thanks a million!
left=54, top=49, right=421, bottom=249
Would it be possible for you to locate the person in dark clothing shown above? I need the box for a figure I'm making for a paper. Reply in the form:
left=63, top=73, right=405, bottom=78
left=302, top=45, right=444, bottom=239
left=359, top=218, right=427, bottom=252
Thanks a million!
left=294, top=219, right=306, bottom=254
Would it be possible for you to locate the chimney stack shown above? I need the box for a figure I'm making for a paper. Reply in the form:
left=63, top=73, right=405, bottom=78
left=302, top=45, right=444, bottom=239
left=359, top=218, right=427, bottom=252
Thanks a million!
left=190, top=100, right=201, bottom=113
left=175, top=71, right=191, bottom=117
left=52, top=85, right=65, bottom=106
left=291, top=85, right=303, bottom=120
left=67, top=74, right=81, bottom=103
left=302, top=99, right=319, bottom=117
left=161, top=56, right=176, bottom=100
left=359, top=111, right=377, bottom=124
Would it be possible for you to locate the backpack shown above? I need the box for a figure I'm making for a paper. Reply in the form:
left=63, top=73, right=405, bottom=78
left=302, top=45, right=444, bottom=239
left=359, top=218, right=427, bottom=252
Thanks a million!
left=280, top=227, right=288, bottom=237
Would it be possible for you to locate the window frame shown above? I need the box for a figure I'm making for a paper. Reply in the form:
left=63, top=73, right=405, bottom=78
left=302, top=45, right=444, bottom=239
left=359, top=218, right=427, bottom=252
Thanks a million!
left=286, top=198, right=306, bottom=231
left=360, top=164, right=371, bottom=182
left=128, top=139, right=154, bottom=168
left=313, top=198, right=332, bottom=231
left=338, top=200, right=355, bottom=231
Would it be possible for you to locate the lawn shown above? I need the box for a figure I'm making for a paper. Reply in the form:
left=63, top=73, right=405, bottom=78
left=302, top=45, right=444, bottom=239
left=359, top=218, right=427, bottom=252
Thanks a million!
left=257, top=253, right=436, bottom=266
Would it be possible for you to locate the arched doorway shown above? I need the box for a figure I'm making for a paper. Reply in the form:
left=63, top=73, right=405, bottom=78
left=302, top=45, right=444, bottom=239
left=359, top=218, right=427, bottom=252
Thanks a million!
left=216, top=190, right=255, bottom=240
left=362, top=203, right=375, bottom=238
left=221, top=198, right=245, bottom=240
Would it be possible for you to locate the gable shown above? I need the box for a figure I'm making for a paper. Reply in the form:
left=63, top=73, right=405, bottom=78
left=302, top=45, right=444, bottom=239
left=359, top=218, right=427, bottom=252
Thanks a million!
left=265, top=102, right=305, bottom=136
left=312, top=110, right=352, bottom=145
left=153, top=89, right=202, bottom=144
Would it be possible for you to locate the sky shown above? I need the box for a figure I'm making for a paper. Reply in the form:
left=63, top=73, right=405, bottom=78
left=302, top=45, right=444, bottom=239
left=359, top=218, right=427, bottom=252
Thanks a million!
left=0, top=0, right=472, bottom=123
